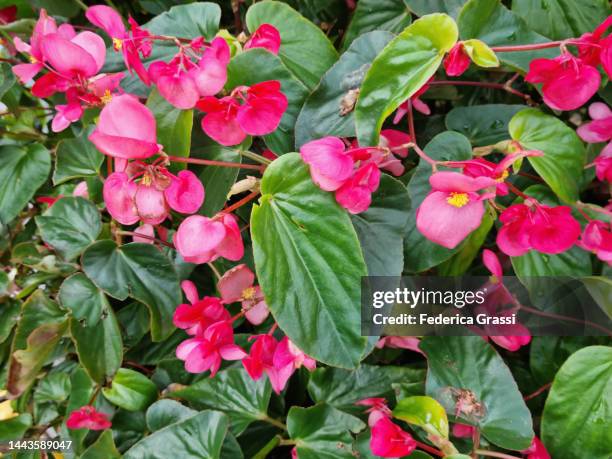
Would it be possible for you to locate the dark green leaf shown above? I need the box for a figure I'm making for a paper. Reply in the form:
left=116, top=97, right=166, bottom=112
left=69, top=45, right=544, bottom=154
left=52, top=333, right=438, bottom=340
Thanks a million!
left=0, top=414, right=32, bottom=442
left=246, top=1, right=339, bottom=90
left=0, top=62, right=16, bottom=100
left=36, top=197, right=102, bottom=261
left=542, top=346, right=612, bottom=459
left=251, top=153, right=367, bottom=368
left=124, top=410, right=229, bottom=459
left=445, top=104, right=525, bottom=146
left=33, top=373, right=70, bottom=404
left=226, top=48, right=309, bottom=154
left=0, top=300, right=20, bottom=344
left=102, top=368, right=158, bottom=412
left=405, top=0, right=467, bottom=17
left=295, top=31, right=394, bottom=147
left=146, top=399, right=196, bottom=431
left=172, top=368, right=271, bottom=435
left=342, top=0, right=411, bottom=50
left=53, top=129, right=104, bottom=185
left=420, top=336, right=534, bottom=450
left=82, top=241, right=181, bottom=341
left=59, top=273, right=107, bottom=327
left=288, top=404, right=365, bottom=458
left=80, top=430, right=122, bottom=459
left=355, top=14, right=458, bottom=145
left=0, top=144, right=51, bottom=225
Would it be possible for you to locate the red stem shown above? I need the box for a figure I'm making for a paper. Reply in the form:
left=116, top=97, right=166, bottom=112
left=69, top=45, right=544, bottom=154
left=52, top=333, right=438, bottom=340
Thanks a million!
left=414, top=441, right=444, bottom=457
left=507, top=182, right=531, bottom=200
left=166, top=155, right=265, bottom=171
left=524, top=382, right=552, bottom=401
left=406, top=99, right=416, bottom=143
left=118, top=231, right=175, bottom=249
left=223, top=190, right=260, bottom=214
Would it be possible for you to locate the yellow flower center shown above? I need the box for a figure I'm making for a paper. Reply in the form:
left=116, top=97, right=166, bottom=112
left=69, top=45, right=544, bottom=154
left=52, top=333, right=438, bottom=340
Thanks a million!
left=242, top=286, right=256, bottom=300
left=28, top=55, right=38, bottom=64
left=447, top=192, right=470, bottom=208
left=100, top=89, right=113, bottom=104
left=112, top=37, right=123, bottom=50
left=496, top=170, right=509, bottom=183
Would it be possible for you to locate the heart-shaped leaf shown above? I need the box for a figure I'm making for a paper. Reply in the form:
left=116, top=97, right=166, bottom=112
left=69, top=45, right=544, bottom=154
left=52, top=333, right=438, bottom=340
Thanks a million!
left=102, top=368, right=158, bottom=412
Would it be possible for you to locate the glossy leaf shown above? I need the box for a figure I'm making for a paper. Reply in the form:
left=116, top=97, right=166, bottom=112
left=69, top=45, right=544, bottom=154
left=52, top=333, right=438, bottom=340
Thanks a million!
left=445, top=104, right=525, bottom=146
left=53, top=129, right=104, bottom=185
left=295, top=31, right=394, bottom=147
left=351, top=175, right=411, bottom=277
left=251, top=153, right=368, bottom=368
left=0, top=144, right=51, bottom=225
left=0, top=414, right=32, bottom=441
left=355, top=13, right=458, bottom=145
left=245, top=1, right=339, bottom=90
left=36, top=197, right=102, bottom=261
left=123, top=410, right=229, bottom=459
left=287, top=404, right=365, bottom=459
left=0, top=62, right=16, bottom=99
left=81, top=430, right=122, bottom=459
left=405, top=0, right=467, bottom=17
left=403, top=132, right=473, bottom=272
left=226, top=48, right=308, bottom=154
left=420, top=336, right=534, bottom=450
left=172, top=368, right=271, bottom=435
left=509, top=108, right=585, bottom=203
left=102, top=368, right=158, bottom=412
left=393, top=395, right=449, bottom=438
left=342, top=0, right=411, bottom=49
left=146, top=400, right=196, bottom=432
left=542, top=346, right=612, bottom=458
left=82, top=241, right=181, bottom=341
left=58, top=273, right=107, bottom=327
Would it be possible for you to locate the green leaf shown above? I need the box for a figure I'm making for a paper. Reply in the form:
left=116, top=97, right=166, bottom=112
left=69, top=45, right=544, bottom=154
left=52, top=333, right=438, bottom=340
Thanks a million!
left=512, top=0, right=611, bottom=40
left=33, top=373, right=70, bottom=404
left=405, top=0, right=467, bottom=17
left=102, top=368, right=158, bottom=412
left=509, top=108, right=585, bottom=203
left=462, top=38, right=499, bottom=67
left=226, top=48, right=309, bottom=154
left=82, top=240, right=181, bottom=341
left=0, top=414, right=32, bottom=442
left=288, top=404, right=365, bottom=459
left=246, top=1, right=339, bottom=90
left=36, top=197, right=102, bottom=261
left=458, top=0, right=558, bottom=72
left=146, top=400, right=196, bottom=432
left=70, top=308, right=123, bottom=384
left=295, top=30, right=394, bottom=147
left=393, top=395, right=449, bottom=438
left=308, top=364, right=425, bottom=415
left=0, top=62, right=16, bottom=100
left=172, top=368, right=271, bottom=435
left=582, top=277, right=612, bottom=317
left=342, top=0, right=411, bottom=50
left=0, top=300, right=20, bottom=344
left=53, top=129, right=104, bottom=185
left=62, top=367, right=96, bottom=453
left=124, top=410, right=229, bottom=459
left=0, top=144, right=51, bottom=225
left=355, top=13, right=458, bottom=145
left=445, top=104, right=525, bottom=146
left=58, top=273, right=107, bottom=327
left=420, top=336, right=534, bottom=451
left=542, top=346, right=612, bottom=459
left=251, top=153, right=367, bottom=368
left=80, top=430, right=122, bottom=459
left=146, top=88, right=193, bottom=171
left=403, top=132, right=473, bottom=272
left=103, top=3, right=221, bottom=95
left=351, top=175, right=411, bottom=277
left=529, top=336, right=596, bottom=386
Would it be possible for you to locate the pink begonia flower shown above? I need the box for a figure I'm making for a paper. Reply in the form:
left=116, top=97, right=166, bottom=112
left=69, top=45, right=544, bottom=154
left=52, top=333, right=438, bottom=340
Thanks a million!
left=86, top=5, right=152, bottom=85
left=380, top=129, right=411, bottom=158
left=174, top=213, right=244, bottom=264
left=446, top=150, right=543, bottom=196
left=132, top=224, right=155, bottom=244
left=525, top=52, right=600, bottom=111
left=355, top=398, right=392, bottom=427
left=148, top=37, right=230, bottom=109
left=452, top=423, right=475, bottom=438
left=73, top=181, right=89, bottom=199
left=244, top=24, right=281, bottom=55
left=522, top=437, right=551, bottom=459
left=90, top=94, right=161, bottom=160
left=375, top=336, right=423, bottom=355
left=37, top=195, right=61, bottom=208
left=12, top=9, right=59, bottom=83
left=66, top=406, right=111, bottom=430
left=336, top=162, right=381, bottom=214
left=197, top=80, right=288, bottom=146
left=416, top=172, right=496, bottom=249
left=173, top=280, right=230, bottom=335
left=176, top=320, right=246, bottom=376
left=291, top=447, right=298, bottom=459
left=444, top=42, right=471, bottom=76
left=394, top=79, right=432, bottom=120
left=217, top=264, right=270, bottom=325
left=578, top=221, right=612, bottom=265
left=51, top=88, right=83, bottom=132
left=370, top=417, right=417, bottom=458
left=577, top=15, right=612, bottom=78
left=103, top=172, right=139, bottom=225
left=41, top=30, right=105, bottom=79
left=350, top=130, right=411, bottom=176
left=497, top=199, right=581, bottom=256
left=577, top=102, right=612, bottom=183
left=242, top=334, right=277, bottom=381
left=300, top=137, right=355, bottom=191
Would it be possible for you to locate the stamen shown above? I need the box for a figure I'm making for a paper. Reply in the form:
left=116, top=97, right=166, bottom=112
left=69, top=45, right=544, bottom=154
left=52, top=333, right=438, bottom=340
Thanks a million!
left=447, top=192, right=470, bottom=208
